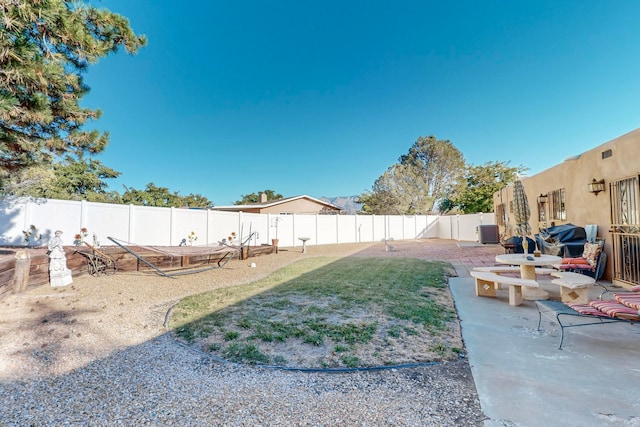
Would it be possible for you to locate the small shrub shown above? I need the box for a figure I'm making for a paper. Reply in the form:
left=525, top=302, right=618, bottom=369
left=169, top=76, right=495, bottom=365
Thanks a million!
left=224, top=331, right=239, bottom=341
left=207, top=343, right=222, bottom=352
left=237, top=318, right=252, bottom=329
left=304, top=333, right=323, bottom=346
left=341, top=355, right=359, bottom=368
left=224, top=343, right=269, bottom=364
left=334, top=345, right=349, bottom=353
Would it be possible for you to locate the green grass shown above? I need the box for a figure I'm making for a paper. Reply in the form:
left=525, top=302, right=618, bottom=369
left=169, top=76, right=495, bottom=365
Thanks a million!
left=168, top=256, right=459, bottom=368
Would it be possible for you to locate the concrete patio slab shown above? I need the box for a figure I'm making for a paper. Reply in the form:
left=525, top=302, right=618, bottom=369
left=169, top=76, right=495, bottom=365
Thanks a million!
left=450, top=271, right=640, bottom=427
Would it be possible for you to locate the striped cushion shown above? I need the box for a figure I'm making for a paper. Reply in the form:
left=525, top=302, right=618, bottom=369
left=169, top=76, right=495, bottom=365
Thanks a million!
left=561, top=257, right=590, bottom=265
left=566, top=303, right=608, bottom=317
left=614, top=293, right=640, bottom=311
left=590, top=300, right=640, bottom=320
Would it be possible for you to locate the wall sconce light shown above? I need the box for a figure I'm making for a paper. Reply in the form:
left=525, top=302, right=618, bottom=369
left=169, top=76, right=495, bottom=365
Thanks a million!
left=537, top=194, right=548, bottom=204
left=588, top=179, right=605, bottom=196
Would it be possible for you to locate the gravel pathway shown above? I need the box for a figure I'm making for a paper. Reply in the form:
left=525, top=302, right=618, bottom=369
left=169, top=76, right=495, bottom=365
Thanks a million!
left=0, top=240, right=496, bottom=426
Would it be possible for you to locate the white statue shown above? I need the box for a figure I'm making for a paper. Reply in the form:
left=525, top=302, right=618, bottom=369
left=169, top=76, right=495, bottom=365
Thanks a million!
left=48, top=230, right=73, bottom=287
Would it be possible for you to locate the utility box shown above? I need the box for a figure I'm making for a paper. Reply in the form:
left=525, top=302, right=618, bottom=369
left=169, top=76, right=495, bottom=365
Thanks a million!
left=478, top=224, right=500, bottom=244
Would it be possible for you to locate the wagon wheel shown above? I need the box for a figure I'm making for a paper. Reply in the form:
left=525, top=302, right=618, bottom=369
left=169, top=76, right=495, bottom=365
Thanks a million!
left=102, top=257, right=118, bottom=275
left=87, top=256, right=103, bottom=277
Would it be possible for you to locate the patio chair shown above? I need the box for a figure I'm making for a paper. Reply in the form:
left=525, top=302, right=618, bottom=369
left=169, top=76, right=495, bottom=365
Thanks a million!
left=536, top=285, right=640, bottom=348
left=553, top=239, right=606, bottom=280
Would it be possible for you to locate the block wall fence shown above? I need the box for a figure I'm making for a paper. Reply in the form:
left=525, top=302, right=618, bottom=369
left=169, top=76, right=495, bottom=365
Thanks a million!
left=0, top=198, right=495, bottom=248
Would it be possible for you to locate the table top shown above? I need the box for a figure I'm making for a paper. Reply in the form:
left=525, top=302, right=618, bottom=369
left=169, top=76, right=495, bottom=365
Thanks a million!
left=495, top=253, right=562, bottom=266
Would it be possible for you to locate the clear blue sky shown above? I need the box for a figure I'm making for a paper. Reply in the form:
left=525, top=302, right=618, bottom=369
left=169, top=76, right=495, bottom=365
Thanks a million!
left=84, top=1, right=640, bottom=206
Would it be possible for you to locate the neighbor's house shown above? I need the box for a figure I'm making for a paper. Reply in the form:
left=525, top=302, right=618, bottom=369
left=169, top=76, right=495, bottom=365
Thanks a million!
left=494, top=128, right=640, bottom=287
left=213, top=194, right=342, bottom=215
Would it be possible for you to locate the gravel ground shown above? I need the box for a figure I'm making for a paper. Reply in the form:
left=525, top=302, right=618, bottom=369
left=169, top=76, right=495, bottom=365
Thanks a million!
left=0, top=240, right=490, bottom=426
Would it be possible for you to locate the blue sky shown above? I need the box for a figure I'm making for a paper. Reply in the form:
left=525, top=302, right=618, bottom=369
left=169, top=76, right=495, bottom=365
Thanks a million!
left=84, top=1, right=640, bottom=206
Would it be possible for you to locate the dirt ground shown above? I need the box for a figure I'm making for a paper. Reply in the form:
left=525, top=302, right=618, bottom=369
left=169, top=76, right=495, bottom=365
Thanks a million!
left=0, top=239, right=502, bottom=380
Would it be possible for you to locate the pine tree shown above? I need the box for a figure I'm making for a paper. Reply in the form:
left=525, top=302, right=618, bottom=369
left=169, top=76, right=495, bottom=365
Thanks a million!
left=0, top=0, right=146, bottom=180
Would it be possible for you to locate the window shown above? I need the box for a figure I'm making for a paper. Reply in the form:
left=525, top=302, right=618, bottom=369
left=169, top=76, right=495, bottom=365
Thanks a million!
left=610, top=175, right=640, bottom=287
left=550, top=188, right=566, bottom=221
left=611, top=175, right=639, bottom=232
left=537, top=200, right=546, bottom=222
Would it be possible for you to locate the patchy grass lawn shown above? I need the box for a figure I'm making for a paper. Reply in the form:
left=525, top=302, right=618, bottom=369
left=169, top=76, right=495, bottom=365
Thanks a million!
left=167, top=256, right=462, bottom=368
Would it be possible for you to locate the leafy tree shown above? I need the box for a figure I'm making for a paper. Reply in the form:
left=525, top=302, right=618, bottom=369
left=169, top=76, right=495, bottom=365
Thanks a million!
left=399, top=135, right=466, bottom=204
left=358, top=164, right=433, bottom=214
left=439, top=161, right=524, bottom=213
left=360, top=136, right=465, bottom=214
left=122, top=183, right=180, bottom=207
left=4, top=156, right=122, bottom=202
left=1, top=164, right=55, bottom=198
left=235, top=189, right=283, bottom=205
left=121, top=183, right=211, bottom=208
left=0, top=0, right=146, bottom=187
left=51, top=156, right=122, bottom=202
left=180, top=193, right=213, bottom=208
left=358, top=189, right=401, bottom=215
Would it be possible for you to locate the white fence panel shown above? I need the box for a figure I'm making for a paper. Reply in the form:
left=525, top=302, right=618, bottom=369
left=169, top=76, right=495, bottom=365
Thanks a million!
left=272, top=215, right=295, bottom=247
left=316, top=215, right=338, bottom=245
left=212, top=211, right=245, bottom=245
left=402, top=216, right=416, bottom=240
left=417, top=215, right=436, bottom=238
left=0, top=198, right=26, bottom=245
left=372, top=215, right=386, bottom=242
left=337, top=215, right=357, bottom=244
left=86, top=201, right=131, bottom=246
left=355, top=215, right=374, bottom=243
left=31, top=199, right=82, bottom=246
left=456, top=214, right=475, bottom=242
left=291, top=214, right=317, bottom=248
left=237, top=212, right=269, bottom=247
left=424, top=215, right=440, bottom=239
left=172, top=208, right=207, bottom=246
left=131, top=206, right=172, bottom=246
left=436, top=216, right=452, bottom=240
left=386, top=216, right=404, bottom=241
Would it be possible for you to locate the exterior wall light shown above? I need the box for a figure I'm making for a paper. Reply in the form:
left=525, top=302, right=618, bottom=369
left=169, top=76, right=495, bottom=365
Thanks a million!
left=537, top=194, right=548, bottom=204
left=588, top=179, right=605, bottom=196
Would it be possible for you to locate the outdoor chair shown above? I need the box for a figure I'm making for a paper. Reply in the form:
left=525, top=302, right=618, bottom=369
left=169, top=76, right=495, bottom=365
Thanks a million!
left=553, top=239, right=607, bottom=280
left=536, top=285, right=640, bottom=349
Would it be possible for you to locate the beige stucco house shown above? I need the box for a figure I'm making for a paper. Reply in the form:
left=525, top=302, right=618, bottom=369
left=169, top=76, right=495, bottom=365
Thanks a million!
left=494, top=128, right=640, bottom=287
left=213, top=194, right=342, bottom=215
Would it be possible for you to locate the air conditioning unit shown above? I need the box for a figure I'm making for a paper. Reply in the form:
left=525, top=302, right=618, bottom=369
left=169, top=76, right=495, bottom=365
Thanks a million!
left=478, top=224, right=500, bottom=244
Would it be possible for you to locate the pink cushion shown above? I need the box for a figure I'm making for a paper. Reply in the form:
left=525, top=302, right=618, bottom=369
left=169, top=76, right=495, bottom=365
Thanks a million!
left=614, top=293, right=640, bottom=311
left=561, top=257, right=590, bottom=265
left=590, top=300, right=640, bottom=320
left=631, top=285, right=640, bottom=292
left=567, top=302, right=608, bottom=317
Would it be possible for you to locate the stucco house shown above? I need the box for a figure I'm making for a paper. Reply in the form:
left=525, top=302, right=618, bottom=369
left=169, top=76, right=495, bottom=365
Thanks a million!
left=494, top=128, right=640, bottom=287
left=213, top=194, right=342, bottom=215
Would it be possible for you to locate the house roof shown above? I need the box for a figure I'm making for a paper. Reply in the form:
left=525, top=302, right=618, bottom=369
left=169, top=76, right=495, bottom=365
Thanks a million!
left=212, top=195, right=342, bottom=211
